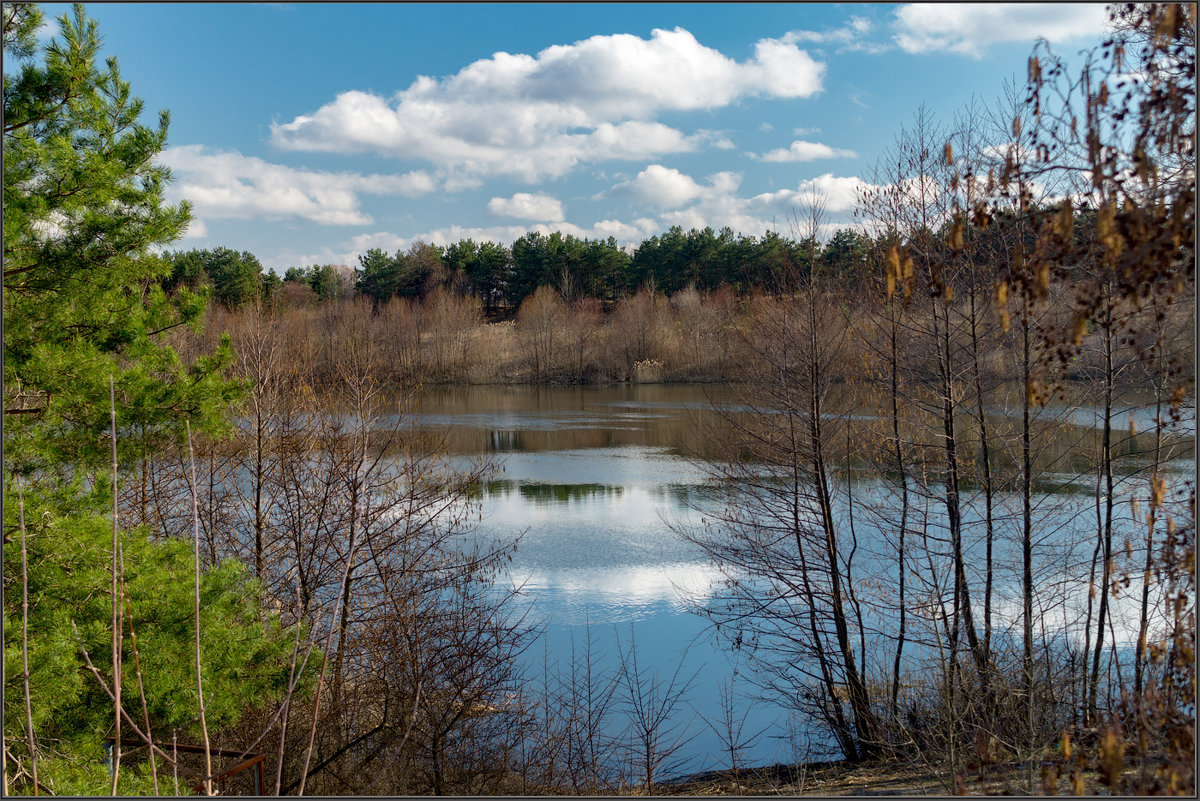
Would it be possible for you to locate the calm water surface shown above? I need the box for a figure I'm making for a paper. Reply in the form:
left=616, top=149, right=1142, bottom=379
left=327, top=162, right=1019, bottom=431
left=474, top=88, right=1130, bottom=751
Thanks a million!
left=414, top=384, right=797, bottom=775
left=406, top=383, right=1193, bottom=777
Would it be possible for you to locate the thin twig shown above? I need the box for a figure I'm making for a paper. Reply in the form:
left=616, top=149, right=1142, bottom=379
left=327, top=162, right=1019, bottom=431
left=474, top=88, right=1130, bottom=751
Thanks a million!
left=185, top=420, right=214, bottom=796
left=274, top=585, right=304, bottom=796
left=19, top=478, right=39, bottom=795
left=69, top=620, right=178, bottom=767
left=360, top=680, right=423, bottom=796
left=297, top=522, right=361, bottom=796
left=120, top=544, right=159, bottom=794
left=110, top=374, right=122, bottom=795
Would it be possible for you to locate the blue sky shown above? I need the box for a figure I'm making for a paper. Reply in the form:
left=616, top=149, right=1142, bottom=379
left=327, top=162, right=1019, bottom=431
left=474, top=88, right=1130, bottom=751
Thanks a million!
left=38, top=2, right=1113, bottom=273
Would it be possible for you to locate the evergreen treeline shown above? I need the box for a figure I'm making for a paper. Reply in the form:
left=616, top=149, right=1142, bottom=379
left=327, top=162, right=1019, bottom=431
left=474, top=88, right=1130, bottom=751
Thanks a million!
left=167, top=225, right=878, bottom=315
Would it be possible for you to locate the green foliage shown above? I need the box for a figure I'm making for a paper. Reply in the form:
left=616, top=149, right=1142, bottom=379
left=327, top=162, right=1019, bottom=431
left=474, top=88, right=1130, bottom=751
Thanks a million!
left=2, top=3, right=240, bottom=479
left=285, top=262, right=352, bottom=301
left=259, top=267, right=281, bottom=301
left=2, top=485, right=302, bottom=795
left=2, top=7, right=300, bottom=794
left=355, top=246, right=400, bottom=304
left=630, top=226, right=815, bottom=295
left=822, top=228, right=872, bottom=287
left=443, top=238, right=513, bottom=316
left=507, top=231, right=631, bottom=308
left=166, top=246, right=266, bottom=309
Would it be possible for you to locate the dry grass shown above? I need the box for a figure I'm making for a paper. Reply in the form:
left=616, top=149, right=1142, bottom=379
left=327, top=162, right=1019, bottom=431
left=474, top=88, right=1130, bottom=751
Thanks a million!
left=651, top=758, right=1146, bottom=796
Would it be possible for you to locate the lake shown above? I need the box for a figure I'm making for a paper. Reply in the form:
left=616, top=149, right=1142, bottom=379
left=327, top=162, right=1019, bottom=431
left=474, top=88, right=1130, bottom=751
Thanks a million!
left=405, top=382, right=1193, bottom=779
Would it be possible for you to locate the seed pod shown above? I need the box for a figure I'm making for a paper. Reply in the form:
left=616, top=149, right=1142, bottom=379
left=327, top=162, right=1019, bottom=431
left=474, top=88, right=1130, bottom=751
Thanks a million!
left=1036, top=262, right=1050, bottom=298
left=1058, top=197, right=1074, bottom=241
left=1157, top=4, right=1178, bottom=44
left=1073, top=314, right=1088, bottom=345
left=1098, top=728, right=1124, bottom=788
left=949, top=220, right=964, bottom=251
left=1071, top=770, right=1085, bottom=796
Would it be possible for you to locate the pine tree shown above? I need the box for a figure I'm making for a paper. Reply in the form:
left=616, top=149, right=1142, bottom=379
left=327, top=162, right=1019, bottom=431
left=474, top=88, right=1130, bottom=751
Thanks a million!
left=3, top=3, right=238, bottom=481
left=3, top=8, right=298, bottom=793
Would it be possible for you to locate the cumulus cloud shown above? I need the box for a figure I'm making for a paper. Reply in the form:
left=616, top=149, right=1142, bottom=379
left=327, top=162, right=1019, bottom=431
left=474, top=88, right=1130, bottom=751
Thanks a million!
left=784, top=16, right=887, bottom=53
left=609, top=165, right=707, bottom=209
left=612, top=166, right=875, bottom=236
left=179, top=218, right=209, bottom=239
left=260, top=167, right=880, bottom=275
left=755, top=139, right=858, bottom=162
left=301, top=217, right=661, bottom=271
left=487, top=192, right=566, bottom=222
left=893, top=3, right=1110, bottom=58
left=270, top=27, right=825, bottom=181
left=787, top=18, right=866, bottom=44
left=159, top=145, right=436, bottom=226
left=345, top=231, right=411, bottom=254
left=403, top=218, right=664, bottom=249
left=35, top=16, right=58, bottom=41
left=743, top=173, right=872, bottom=222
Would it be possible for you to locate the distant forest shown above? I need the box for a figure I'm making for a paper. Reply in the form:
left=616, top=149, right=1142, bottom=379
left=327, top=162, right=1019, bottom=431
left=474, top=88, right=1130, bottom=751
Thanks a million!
left=166, top=224, right=876, bottom=317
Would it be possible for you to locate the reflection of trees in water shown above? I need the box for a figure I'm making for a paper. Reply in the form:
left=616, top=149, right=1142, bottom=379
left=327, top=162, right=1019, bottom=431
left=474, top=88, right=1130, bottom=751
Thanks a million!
left=487, top=429, right=527, bottom=452
left=476, top=479, right=627, bottom=506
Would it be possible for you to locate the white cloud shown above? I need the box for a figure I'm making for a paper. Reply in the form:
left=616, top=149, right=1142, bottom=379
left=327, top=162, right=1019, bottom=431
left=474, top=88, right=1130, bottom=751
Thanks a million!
left=179, top=218, right=209, bottom=240
left=35, top=17, right=57, bottom=42
left=315, top=218, right=661, bottom=269
left=30, top=210, right=69, bottom=243
left=159, top=145, right=436, bottom=226
left=755, top=139, right=858, bottom=162
left=784, top=16, right=886, bottom=53
left=893, top=3, right=1110, bottom=58
left=346, top=231, right=411, bottom=254
left=590, top=217, right=662, bottom=242
left=261, top=168, right=880, bottom=275
left=609, top=165, right=706, bottom=209
left=979, top=142, right=1037, bottom=165
left=487, top=192, right=565, bottom=222
left=271, top=27, right=824, bottom=181
left=749, top=173, right=874, bottom=217
left=612, top=166, right=876, bottom=237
